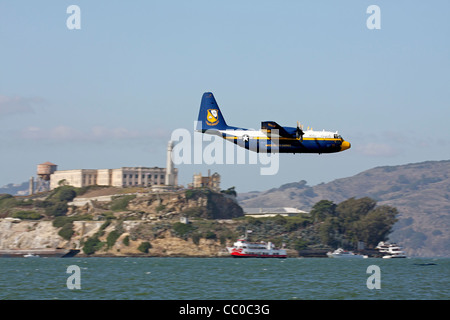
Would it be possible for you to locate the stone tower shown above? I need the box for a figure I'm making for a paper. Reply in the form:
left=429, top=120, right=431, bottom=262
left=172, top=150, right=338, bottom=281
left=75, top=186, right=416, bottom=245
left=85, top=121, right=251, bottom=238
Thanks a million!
left=165, top=140, right=175, bottom=186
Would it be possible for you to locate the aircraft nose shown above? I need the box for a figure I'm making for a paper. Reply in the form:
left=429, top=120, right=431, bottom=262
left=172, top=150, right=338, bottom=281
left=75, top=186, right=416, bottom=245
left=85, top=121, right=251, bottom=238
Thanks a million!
left=340, top=140, right=351, bottom=151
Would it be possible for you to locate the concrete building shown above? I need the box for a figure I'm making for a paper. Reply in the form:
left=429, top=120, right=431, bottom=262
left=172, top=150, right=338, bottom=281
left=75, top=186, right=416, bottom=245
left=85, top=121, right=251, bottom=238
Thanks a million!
left=50, top=169, right=97, bottom=189
left=50, top=166, right=178, bottom=190
left=243, top=207, right=309, bottom=218
left=48, top=140, right=178, bottom=190
left=191, top=170, right=221, bottom=192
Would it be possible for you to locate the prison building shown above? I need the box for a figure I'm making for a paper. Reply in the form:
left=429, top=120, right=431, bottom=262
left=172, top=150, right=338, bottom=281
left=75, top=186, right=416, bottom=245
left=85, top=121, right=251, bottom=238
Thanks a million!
left=49, top=166, right=178, bottom=190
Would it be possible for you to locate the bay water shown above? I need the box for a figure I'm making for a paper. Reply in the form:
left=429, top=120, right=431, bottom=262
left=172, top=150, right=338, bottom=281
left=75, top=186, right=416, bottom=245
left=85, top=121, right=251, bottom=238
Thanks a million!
left=0, top=257, right=448, bottom=300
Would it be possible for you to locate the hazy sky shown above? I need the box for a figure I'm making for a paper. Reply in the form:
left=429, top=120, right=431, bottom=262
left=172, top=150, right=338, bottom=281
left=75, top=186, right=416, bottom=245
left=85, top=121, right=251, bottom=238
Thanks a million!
left=1, top=1, right=449, bottom=192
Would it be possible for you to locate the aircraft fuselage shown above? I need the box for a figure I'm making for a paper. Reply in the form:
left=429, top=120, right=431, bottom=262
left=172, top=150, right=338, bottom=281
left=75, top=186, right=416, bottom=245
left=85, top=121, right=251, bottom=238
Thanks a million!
left=196, top=92, right=351, bottom=155
left=202, top=128, right=350, bottom=154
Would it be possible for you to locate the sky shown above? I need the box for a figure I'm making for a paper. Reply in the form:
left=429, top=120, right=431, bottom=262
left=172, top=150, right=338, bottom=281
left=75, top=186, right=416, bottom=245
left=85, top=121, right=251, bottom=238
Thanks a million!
left=0, top=1, right=449, bottom=193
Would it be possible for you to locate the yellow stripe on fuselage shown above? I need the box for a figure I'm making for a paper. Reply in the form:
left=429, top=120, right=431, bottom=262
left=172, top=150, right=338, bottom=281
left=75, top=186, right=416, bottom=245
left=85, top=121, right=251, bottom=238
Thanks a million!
left=223, top=136, right=342, bottom=142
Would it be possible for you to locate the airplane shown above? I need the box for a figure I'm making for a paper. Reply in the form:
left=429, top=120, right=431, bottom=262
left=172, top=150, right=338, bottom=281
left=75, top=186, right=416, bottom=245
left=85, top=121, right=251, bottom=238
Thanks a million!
left=196, top=92, right=351, bottom=154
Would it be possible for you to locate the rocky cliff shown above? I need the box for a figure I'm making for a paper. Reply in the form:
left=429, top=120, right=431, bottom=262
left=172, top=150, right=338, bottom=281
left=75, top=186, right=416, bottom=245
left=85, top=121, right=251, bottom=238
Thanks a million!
left=127, top=189, right=244, bottom=220
left=0, top=189, right=244, bottom=257
left=0, top=219, right=232, bottom=257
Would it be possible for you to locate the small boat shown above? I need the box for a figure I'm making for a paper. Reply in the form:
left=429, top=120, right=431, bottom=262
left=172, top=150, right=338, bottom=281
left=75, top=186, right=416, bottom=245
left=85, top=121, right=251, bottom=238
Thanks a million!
left=23, top=253, right=40, bottom=258
left=327, top=248, right=367, bottom=258
left=226, top=230, right=287, bottom=258
left=226, top=238, right=287, bottom=258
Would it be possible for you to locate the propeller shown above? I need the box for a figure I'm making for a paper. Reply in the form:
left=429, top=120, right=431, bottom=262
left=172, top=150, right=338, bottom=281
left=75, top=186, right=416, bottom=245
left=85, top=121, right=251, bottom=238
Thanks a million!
left=296, top=121, right=304, bottom=140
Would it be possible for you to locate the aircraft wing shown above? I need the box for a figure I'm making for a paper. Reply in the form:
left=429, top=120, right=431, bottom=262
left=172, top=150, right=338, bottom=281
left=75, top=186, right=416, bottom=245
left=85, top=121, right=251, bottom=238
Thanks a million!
left=261, top=121, right=294, bottom=138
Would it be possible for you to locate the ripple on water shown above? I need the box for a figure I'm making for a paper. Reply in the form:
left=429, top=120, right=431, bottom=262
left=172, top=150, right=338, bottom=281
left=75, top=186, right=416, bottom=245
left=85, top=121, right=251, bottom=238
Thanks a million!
left=0, top=257, right=448, bottom=300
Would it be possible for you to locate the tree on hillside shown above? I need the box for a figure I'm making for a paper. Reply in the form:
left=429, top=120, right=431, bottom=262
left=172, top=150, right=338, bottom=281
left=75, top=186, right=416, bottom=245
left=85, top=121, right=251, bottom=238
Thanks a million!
left=316, top=197, right=398, bottom=249
left=319, top=217, right=340, bottom=247
left=57, top=187, right=77, bottom=202
left=221, top=186, right=237, bottom=197
left=335, top=197, right=377, bottom=235
left=310, top=200, right=337, bottom=223
left=353, top=205, right=398, bottom=247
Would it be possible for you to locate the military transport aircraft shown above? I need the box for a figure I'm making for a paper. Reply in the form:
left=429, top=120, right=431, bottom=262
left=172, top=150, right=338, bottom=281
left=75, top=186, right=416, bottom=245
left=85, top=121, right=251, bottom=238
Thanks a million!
left=196, top=92, right=351, bottom=154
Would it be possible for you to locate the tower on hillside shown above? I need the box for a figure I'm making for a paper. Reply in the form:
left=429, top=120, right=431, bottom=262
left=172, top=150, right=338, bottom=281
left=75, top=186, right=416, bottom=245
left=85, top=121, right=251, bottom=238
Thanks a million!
left=28, top=176, right=34, bottom=195
left=35, top=161, right=57, bottom=193
left=165, top=140, right=176, bottom=186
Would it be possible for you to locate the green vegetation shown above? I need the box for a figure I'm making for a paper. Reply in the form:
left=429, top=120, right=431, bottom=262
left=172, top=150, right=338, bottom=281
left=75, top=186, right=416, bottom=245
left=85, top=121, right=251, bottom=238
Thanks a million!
left=46, top=186, right=78, bottom=203
left=204, top=231, right=217, bottom=240
left=155, top=204, right=166, bottom=212
left=58, top=223, right=74, bottom=240
left=185, top=189, right=196, bottom=200
left=243, top=214, right=312, bottom=234
left=44, top=202, right=68, bottom=217
left=80, top=218, right=124, bottom=254
left=1, top=186, right=400, bottom=256
left=181, top=207, right=208, bottom=218
left=138, top=241, right=152, bottom=253
left=110, top=195, right=136, bottom=211
left=82, top=236, right=104, bottom=255
left=172, top=222, right=196, bottom=238
left=185, top=188, right=212, bottom=200
left=53, top=216, right=79, bottom=241
left=192, top=233, right=201, bottom=245
left=313, top=197, right=398, bottom=248
left=1, top=187, right=80, bottom=218
left=106, top=230, right=122, bottom=249
left=0, top=194, right=35, bottom=217
left=171, top=219, right=239, bottom=245
left=220, top=186, right=237, bottom=197
left=11, top=210, right=41, bottom=220
left=30, top=186, right=81, bottom=217
left=293, top=239, right=308, bottom=251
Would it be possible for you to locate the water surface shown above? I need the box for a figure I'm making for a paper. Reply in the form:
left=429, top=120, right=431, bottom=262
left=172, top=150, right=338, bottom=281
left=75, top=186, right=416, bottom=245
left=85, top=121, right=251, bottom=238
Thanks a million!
left=0, top=257, right=448, bottom=300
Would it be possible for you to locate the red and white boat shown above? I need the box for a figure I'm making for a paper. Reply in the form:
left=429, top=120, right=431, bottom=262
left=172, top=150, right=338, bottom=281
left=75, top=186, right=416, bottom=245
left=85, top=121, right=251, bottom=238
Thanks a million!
left=226, top=238, right=287, bottom=258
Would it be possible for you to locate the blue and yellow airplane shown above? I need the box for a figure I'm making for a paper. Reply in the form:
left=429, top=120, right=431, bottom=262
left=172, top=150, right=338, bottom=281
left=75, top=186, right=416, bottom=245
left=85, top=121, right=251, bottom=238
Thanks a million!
left=196, top=92, right=351, bottom=154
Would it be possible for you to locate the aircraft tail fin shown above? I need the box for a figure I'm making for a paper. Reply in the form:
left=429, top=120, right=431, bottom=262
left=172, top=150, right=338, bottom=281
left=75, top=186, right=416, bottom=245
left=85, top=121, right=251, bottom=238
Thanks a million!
left=196, top=92, right=230, bottom=131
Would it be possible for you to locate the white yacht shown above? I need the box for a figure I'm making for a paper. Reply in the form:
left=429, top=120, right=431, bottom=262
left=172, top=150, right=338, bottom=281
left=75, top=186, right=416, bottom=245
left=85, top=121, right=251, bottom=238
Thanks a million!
left=376, top=241, right=407, bottom=258
left=327, top=248, right=368, bottom=258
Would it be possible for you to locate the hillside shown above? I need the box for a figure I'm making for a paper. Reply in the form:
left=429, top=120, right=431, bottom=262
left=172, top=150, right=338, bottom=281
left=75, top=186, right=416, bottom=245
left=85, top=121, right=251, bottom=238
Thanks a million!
left=0, top=186, right=397, bottom=258
left=0, top=188, right=246, bottom=257
left=238, top=160, right=450, bottom=257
